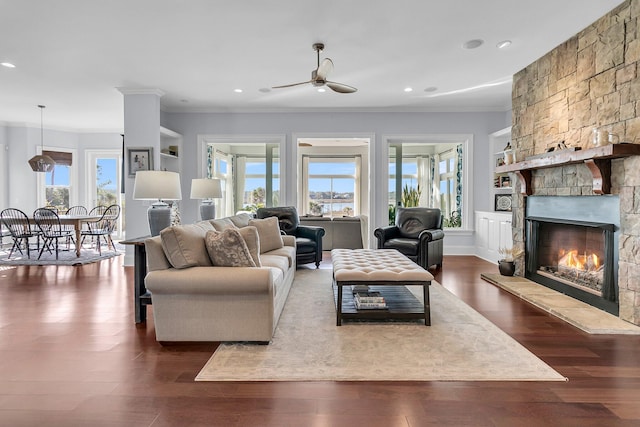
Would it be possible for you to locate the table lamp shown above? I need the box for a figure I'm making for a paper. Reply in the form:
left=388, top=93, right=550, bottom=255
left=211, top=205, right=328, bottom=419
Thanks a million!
left=190, top=178, right=222, bottom=220
left=133, top=170, right=182, bottom=236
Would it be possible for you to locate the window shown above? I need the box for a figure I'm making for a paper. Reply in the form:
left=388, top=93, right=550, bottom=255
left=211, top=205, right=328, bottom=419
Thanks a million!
left=43, top=150, right=72, bottom=211
left=438, top=151, right=456, bottom=221
left=387, top=140, right=465, bottom=228
left=207, top=143, right=280, bottom=217
left=388, top=156, right=419, bottom=207
left=302, top=156, right=359, bottom=217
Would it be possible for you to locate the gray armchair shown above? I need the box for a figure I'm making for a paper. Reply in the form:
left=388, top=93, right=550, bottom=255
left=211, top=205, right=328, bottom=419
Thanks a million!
left=374, top=207, right=444, bottom=270
left=256, top=206, right=325, bottom=268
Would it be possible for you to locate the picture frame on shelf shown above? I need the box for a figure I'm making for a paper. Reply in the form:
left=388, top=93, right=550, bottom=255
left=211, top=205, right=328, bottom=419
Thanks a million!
left=127, top=147, right=153, bottom=177
left=495, top=194, right=512, bottom=212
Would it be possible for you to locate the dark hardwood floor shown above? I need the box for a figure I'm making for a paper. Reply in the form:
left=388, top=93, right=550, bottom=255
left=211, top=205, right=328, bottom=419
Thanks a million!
left=1, top=253, right=640, bottom=426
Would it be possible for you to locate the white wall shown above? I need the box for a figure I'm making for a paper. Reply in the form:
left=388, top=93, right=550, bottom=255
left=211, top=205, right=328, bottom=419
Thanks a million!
left=161, top=111, right=510, bottom=254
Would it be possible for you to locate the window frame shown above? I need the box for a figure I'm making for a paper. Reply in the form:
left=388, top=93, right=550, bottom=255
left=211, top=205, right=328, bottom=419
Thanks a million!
left=301, top=155, right=361, bottom=217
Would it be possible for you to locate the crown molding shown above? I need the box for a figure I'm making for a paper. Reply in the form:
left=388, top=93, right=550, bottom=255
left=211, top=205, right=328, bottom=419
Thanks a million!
left=116, top=87, right=165, bottom=97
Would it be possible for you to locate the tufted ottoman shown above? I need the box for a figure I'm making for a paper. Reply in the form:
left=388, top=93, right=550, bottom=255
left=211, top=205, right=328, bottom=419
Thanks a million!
left=331, top=249, right=434, bottom=326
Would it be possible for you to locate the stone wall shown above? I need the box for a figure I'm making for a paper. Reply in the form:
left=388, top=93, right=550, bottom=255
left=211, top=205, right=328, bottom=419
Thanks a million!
left=510, top=0, right=640, bottom=325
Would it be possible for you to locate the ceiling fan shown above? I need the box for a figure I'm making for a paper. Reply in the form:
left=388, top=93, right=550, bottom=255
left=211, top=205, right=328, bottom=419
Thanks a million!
left=272, top=43, right=357, bottom=94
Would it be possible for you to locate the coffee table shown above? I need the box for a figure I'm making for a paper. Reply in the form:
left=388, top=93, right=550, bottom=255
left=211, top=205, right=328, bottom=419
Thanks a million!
left=331, top=249, right=434, bottom=326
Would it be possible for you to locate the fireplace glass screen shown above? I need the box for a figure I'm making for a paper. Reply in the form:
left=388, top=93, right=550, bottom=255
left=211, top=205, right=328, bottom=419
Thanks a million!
left=535, top=223, right=605, bottom=296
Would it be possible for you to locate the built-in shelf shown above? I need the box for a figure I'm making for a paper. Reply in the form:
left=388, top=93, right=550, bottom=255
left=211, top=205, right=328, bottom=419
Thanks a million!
left=495, top=144, right=640, bottom=195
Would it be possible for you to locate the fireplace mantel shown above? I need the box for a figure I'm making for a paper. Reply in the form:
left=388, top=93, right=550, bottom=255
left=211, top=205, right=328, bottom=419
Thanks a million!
left=495, top=144, right=640, bottom=195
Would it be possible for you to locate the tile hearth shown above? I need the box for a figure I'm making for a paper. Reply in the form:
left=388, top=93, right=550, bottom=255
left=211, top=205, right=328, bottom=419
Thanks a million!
left=481, top=273, right=640, bottom=335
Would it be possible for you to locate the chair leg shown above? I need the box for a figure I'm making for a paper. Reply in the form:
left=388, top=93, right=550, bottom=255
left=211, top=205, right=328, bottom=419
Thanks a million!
left=37, top=238, right=49, bottom=260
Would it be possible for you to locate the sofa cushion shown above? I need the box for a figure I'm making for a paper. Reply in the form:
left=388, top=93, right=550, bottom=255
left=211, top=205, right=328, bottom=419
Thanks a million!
left=194, top=220, right=216, bottom=232
left=264, top=245, right=295, bottom=268
left=237, top=225, right=261, bottom=267
left=205, top=229, right=256, bottom=267
left=248, top=216, right=284, bottom=253
left=210, top=217, right=237, bottom=231
left=160, top=224, right=212, bottom=269
left=260, top=253, right=289, bottom=275
left=229, top=212, right=252, bottom=228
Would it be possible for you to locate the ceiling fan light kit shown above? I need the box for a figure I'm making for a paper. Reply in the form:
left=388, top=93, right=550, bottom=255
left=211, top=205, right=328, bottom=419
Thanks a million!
left=272, top=43, right=357, bottom=94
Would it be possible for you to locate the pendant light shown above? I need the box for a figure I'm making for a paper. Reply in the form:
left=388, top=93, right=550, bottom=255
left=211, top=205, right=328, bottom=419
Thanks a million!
left=28, top=105, right=56, bottom=172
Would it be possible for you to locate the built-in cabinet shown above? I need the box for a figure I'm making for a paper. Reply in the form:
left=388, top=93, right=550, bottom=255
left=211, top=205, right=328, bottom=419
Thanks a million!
left=159, top=126, right=182, bottom=173
left=475, top=211, right=513, bottom=263
left=489, top=127, right=512, bottom=211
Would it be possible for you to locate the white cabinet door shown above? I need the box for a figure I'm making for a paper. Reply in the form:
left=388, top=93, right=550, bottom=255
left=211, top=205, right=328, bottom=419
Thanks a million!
left=475, top=211, right=512, bottom=263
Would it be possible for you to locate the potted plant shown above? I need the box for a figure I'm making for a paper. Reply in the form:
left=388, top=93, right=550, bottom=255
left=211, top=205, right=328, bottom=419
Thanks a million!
left=497, top=246, right=524, bottom=276
left=401, top=184, right=422, bottom=207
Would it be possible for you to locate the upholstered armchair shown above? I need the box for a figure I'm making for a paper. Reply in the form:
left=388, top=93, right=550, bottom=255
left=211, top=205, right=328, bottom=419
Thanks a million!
left=374, top=207, right=444, bottom=270
left=256, top=206, right=325, bottom=268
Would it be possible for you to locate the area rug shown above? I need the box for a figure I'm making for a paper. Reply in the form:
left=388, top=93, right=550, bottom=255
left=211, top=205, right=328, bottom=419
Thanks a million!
left=196, top=269, right=566, bottom=382
left=0, top=246, right=121, bottom=266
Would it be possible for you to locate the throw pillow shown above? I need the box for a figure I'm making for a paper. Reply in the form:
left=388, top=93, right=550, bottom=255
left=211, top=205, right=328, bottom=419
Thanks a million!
left=229, top=212, right=252, bottom=228
left=237, top=225, right=261, bottom=267
left=248, top=216, right=284, bottom=253
left=160, top=224, right=212, bottom=269
left=210, top=217, right=237, bottom=231
left=205, top=229, right=256, bottom=267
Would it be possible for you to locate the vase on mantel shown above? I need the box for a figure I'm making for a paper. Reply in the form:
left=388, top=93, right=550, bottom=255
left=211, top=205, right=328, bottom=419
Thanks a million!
left=498, top=260, right=515, bottom=276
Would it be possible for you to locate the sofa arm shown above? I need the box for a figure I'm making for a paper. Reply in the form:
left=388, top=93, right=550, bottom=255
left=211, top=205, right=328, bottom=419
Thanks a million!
left=144, top=236, right=172, bottom=271
left=146, top=266, right=275, bottom=295
left=418, top=229, right=445, bottom=242
left=374, top=226, right=400, bottom=248
left=282, top=234, right=296, bottom=248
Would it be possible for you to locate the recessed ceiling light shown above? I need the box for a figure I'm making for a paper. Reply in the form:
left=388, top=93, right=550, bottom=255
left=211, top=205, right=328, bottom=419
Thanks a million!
left=496, top=40, right=512, bottom=49
left=317, top=88, right=326, bottom=93
left=404, top=87, right=413, bottom=92
left=424, top=87, right=438, bottom=92
left=234, top=89, right=243, bottom=93
left=1, top=62, right=15, bottom=68
left=462, top=39, right=484, bottom=49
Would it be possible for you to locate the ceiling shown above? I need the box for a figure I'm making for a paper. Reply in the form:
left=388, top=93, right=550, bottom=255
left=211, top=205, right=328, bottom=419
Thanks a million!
left=0, top=0, right=624, bottom=132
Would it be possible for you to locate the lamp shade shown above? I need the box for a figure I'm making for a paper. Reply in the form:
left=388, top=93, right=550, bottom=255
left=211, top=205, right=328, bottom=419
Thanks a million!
left=28, top=154, right=56, bottom=172
left=133, top=171, right=182, bottom=201
left=190, top=178, right=222, bottom=199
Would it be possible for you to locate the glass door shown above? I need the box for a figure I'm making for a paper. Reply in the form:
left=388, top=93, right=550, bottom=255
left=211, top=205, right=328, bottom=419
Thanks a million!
left=86, top=150, right=124, bottom=238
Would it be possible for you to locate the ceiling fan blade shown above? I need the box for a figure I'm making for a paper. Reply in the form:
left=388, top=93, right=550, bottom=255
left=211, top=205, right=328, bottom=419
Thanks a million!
left=316, top=58, right=334, bottom=80
left=272, top=80, right=312, bottom=89
left=326, top=81, right=357, bottom=93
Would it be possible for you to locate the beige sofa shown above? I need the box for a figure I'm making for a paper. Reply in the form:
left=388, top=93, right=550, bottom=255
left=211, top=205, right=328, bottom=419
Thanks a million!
left=144, top=213, right=296, bottom=343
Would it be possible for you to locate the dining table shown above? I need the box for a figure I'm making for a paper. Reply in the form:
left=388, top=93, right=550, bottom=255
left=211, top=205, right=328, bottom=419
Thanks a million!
left=27, top=214, right=102, bottom=257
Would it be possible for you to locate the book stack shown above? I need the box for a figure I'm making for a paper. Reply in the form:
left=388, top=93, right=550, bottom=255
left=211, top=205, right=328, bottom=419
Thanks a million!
left=353, top=291, right=387, bottom=310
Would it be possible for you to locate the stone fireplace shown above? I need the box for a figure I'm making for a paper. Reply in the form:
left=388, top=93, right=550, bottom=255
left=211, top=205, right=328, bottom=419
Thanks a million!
left=508, top=0, right=640, bottom=326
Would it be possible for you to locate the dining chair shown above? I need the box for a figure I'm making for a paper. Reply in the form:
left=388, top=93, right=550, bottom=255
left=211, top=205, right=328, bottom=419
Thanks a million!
left=81, top=204, right=120, bottom=255
left=0, top=208, right=40, bottom=259
left=66, top=205, right=88, bottom=216
left=33, top=208, right=75, bottom=260
left=63, top=205, right=88, bottom=246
